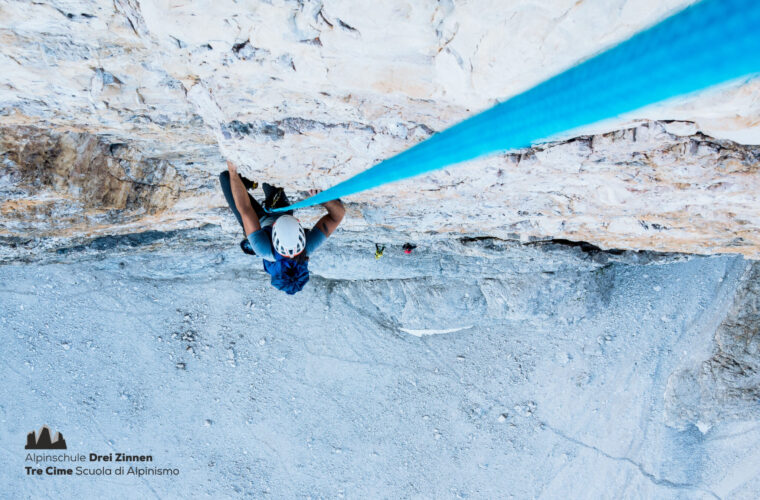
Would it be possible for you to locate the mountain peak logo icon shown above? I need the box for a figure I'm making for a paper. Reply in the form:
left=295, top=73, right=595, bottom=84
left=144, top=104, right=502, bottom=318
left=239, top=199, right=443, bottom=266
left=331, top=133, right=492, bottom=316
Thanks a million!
left=25, top=426, right=67, bottom=450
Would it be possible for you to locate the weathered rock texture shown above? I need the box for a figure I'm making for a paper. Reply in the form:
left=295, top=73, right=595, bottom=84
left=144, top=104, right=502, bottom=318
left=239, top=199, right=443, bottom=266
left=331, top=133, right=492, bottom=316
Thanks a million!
left=2, top=243, right=759, bottom=498
left=1, top=0, right=759, bottom=259
left=666, top=260, right=760, bottom=431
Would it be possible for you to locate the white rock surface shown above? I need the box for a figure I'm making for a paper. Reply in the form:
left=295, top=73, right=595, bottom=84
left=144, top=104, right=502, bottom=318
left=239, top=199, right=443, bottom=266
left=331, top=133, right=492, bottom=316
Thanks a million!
left=1, top=0, right=759, bottom=257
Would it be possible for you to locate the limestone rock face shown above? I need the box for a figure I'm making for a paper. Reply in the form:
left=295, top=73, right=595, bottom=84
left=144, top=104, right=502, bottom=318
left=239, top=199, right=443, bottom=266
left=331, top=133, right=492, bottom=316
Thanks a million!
left=1, top=0, right=759, bottom=259
left=665, top=261, right=760, bottom=431
left=1, top=127, right=180, bottom=237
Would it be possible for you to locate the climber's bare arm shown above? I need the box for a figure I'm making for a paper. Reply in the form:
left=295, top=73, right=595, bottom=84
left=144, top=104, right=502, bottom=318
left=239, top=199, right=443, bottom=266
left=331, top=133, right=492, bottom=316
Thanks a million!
left=227, top=160, right=261, bottom=235
left=311, top=189, right=345, bottom=237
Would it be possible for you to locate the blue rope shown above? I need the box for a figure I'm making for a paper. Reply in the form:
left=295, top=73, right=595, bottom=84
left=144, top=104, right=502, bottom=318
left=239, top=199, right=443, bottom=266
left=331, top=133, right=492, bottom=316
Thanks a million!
left=274, top=0, right=760, bottom=212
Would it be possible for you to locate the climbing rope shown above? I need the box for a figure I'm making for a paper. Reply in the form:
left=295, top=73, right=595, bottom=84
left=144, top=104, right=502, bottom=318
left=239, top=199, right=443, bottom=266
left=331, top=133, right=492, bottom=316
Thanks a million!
left=273, top=0, right=760, bottom=212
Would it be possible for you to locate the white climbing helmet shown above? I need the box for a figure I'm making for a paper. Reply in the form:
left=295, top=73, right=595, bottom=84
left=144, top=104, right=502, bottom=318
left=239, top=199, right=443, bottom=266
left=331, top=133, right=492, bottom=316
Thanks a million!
left=272, top=215, right=306, bottom=258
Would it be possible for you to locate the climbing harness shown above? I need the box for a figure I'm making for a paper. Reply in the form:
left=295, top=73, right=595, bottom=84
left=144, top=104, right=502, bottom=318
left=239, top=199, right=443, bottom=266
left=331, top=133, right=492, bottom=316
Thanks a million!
left=270, top=0, right=760, bottom=213
left=265, top=187, right=283, bottom=211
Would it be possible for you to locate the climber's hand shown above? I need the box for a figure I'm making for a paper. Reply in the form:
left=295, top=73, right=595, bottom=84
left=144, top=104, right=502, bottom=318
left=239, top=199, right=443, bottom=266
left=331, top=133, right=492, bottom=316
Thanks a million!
left=309, top=189, right=343, bottom=209
left=227, top=160, right=237, bottom=173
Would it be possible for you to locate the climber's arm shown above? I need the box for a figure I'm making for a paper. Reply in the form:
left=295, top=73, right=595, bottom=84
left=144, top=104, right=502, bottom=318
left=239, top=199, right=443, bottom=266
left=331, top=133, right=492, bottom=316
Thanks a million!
left=227, top=160, right=261, bottom=235
left=312, top=190, right=345, bottom=238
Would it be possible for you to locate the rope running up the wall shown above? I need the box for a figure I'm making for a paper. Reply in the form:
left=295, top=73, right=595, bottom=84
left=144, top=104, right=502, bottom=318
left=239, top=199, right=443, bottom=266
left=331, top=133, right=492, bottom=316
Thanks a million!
left=274, top=0, right=760, bottom=212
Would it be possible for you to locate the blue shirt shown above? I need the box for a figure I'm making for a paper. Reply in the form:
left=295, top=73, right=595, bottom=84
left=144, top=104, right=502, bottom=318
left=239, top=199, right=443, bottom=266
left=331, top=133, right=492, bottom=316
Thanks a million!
left=247, top=222, right=327, bottom=261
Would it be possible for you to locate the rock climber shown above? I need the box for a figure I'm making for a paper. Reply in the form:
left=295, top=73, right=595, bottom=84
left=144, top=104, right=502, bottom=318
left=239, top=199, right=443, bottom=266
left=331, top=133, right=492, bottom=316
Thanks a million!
left=219, top=160, right=345, bottom=294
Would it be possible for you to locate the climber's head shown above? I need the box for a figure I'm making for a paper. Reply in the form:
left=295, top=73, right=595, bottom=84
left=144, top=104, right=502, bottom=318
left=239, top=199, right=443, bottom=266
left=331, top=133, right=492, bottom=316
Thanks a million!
left=272, top=215, right=306, bottom=259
